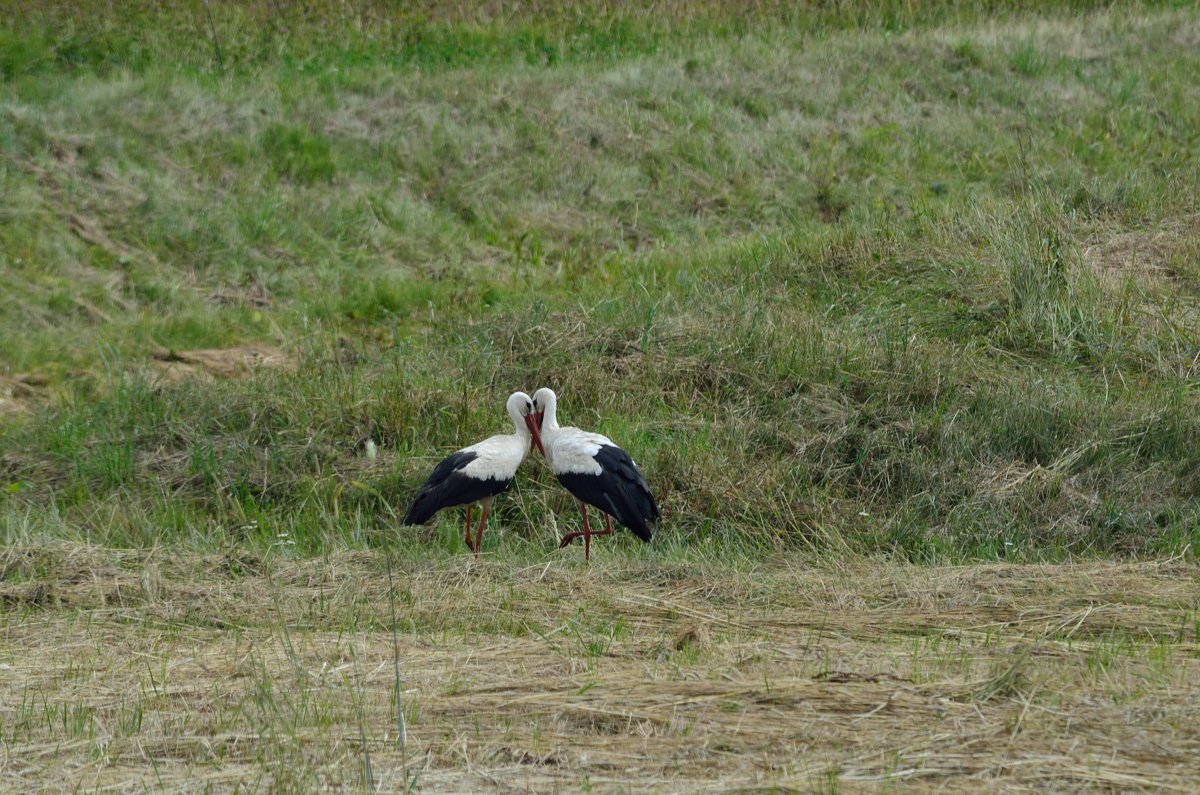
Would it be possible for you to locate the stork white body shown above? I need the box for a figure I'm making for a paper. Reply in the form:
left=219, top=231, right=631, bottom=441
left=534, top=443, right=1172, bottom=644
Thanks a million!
left=543, top=427, right=614, bottom=475
left=455, top=432, right=530, bottom=482
left=403, top=392, right=537, bottom=555
left=531, top=388, right=658, bottom=560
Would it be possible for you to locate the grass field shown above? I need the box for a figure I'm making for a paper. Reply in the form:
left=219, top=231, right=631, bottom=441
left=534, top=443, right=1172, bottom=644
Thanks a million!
left=2, top=0, right=1199, bottom=791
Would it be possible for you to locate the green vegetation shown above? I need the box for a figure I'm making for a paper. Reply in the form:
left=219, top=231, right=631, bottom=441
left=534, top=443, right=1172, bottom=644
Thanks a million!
left=3, top=1, right=1200, bottom=563
left=3, top=4, right=1200, bottom=790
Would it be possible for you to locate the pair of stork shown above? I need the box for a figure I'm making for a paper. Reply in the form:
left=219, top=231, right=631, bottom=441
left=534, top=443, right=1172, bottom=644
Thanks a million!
left=403, top=388, right=658, bottom=560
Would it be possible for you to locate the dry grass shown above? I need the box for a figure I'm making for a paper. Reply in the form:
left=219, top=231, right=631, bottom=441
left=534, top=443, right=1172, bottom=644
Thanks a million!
left=0, top=374, right=48, bottom=416
left=1, top=545, right=1196, bottom=792
left=1082, top=215, right=1200, bottom=286
left=148, top=344, right=291, bottom=383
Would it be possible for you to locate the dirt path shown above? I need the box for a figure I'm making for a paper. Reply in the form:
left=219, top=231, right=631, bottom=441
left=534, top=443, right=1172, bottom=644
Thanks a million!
left=1, top=546, right=1196, bottom=792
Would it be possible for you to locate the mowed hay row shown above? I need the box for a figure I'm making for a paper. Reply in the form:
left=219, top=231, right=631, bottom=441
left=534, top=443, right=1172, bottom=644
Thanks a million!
left=0, top=546, right=1196, bottom=792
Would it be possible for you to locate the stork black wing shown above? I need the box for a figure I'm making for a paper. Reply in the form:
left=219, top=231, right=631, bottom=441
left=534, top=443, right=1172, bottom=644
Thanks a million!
left=556, top=444, right=658, bottom=541
left=403, top=451, right=512, bottom=525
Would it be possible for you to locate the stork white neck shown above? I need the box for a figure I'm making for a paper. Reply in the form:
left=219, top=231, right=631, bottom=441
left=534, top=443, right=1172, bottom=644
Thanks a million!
left=505, top=392, right=534, bottom=440
left=535, top=388, right=561, bottom=434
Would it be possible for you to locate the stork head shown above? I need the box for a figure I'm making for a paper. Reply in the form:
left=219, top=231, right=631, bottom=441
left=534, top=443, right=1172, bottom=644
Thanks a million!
left=506, top=391, right=544, bottom=455
left=530, top=387, right=557, bottom=440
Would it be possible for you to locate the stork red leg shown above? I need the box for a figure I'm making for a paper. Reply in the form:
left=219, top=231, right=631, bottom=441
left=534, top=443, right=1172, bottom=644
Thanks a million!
left=464, top=503, right=474, bottom=553
left=581, top=500, right=591, bottom=561
left=472, top=496, right=492, bottom=557
left=559, top=501, right=594, bottom=550
left=560, top=499, right=615, bottom=562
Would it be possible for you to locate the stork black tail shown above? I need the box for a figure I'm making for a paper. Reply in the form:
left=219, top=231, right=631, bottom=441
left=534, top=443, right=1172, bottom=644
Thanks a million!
left=402, top=488, right=441, bottom=526
left=592, top=476, right=656, bottom=541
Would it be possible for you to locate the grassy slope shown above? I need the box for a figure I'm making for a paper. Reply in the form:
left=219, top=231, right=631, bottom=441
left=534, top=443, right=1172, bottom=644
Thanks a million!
left=2, top=2, right=1200, bottom=561
left=2, top=5, right=1200, bottom=792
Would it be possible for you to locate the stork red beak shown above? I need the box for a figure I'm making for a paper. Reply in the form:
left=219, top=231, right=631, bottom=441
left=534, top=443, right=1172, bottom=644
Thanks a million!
left=526, top=412, right=545, bottom=456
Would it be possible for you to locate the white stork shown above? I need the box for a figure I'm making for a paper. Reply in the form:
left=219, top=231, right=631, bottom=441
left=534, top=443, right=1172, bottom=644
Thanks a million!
left=404, top=391, right=540, bottom=556
left=529, top=387, right=658, bottom=561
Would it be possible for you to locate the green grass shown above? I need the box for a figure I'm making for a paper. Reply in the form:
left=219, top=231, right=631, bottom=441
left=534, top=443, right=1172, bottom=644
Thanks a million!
left=2, top=1, right=1200, bottom=562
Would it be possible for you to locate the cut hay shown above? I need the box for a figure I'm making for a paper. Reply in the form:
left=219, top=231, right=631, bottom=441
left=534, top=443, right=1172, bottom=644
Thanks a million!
left=0, top=546, right=1195, bottom=792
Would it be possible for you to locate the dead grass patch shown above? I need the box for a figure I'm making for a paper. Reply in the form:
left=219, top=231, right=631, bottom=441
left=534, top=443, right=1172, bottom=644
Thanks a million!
left=1082, top=216, right=1200, bottom=286
left=0, top=545, right=1196, bottom=791
left=0, top=372, right=50, bottom=415
left=149, top=344, right=289, bottom=382
left=206, top=279, right=273, bottom=308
